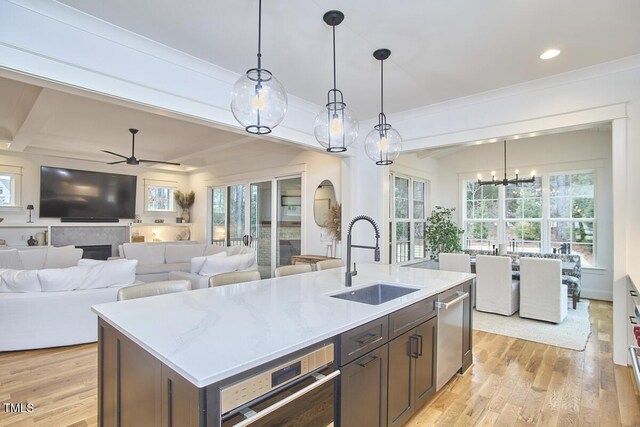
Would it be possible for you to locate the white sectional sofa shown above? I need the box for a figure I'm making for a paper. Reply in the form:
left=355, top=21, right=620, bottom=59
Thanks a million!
left=0, top=246, right=138, bottom=351
left=118, top=242, right=258, bottom=285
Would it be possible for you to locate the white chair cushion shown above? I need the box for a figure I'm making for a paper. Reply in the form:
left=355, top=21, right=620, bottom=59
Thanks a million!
left=198, top=253, right=255, bottom=276
left=191, top=252, right=226, bottom=274
left=0, top=269, right=41, bottom=292
left=0, top=249, right=24, bottom=269
left=165, top=244, right=205, bottom=263
left=44, top=246, right=83, bottom=268
left=203, top=245, right=227, bottom=256
left=18, top=249, right=47, bottom=270
left=39, top=259, right=138, bottom=292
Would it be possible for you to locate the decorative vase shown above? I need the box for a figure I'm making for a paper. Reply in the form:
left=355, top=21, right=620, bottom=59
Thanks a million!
left=27, top=236, right=37, bottom=246
left=181, top=208, right=190, bottom=223
left=35, top=232, right=45, bottom=246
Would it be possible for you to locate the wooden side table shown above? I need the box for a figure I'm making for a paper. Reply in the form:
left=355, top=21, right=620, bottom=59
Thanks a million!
left=291, top=255, right=339, bottom=271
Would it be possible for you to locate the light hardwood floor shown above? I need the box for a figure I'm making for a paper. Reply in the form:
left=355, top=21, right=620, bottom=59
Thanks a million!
left=0, top=300, right=638, bottom=426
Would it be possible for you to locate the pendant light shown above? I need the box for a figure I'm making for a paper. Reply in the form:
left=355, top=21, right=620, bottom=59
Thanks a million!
left=364, top=49, right=402, bottom=165
left=313, top=11, right=358, bottom=152
left=230, top=0, right=287, bottom=135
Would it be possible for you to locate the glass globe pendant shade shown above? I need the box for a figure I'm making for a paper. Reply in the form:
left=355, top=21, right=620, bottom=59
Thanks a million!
left=314, top=102, right=358, bottom=152
left=364, top=125, right=402, bottom=165
left=231, top=68, right=288, bottom=135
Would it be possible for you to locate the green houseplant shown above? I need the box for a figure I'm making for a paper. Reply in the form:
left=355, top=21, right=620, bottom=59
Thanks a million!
left=174, top=190, right=195, bottom=223
left=424, top=206, right=464, bottom=261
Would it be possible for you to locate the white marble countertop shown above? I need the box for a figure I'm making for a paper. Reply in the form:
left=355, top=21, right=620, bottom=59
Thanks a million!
left=92, top=263, right=474, bottom=387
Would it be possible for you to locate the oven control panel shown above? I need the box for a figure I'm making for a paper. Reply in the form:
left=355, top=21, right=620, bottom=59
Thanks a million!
left=220, top=343, right=334, bottom=414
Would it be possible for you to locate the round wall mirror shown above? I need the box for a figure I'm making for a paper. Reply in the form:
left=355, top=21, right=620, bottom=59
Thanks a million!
left=314, top=180, right=337, bottom=227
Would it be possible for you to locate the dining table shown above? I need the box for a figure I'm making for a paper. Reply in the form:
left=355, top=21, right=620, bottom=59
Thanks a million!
left=469, top=256, right=577, bottom=275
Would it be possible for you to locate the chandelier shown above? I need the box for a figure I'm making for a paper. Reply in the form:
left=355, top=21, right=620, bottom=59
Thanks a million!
left=477, top=140, right=536, bottom=186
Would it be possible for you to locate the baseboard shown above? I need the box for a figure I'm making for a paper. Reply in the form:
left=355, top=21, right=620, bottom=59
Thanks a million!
left=581, top=289, right=612, bottom=302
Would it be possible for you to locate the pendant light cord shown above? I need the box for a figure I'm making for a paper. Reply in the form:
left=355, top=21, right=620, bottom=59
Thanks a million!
left=257, top=0, right=262, bottom=69
left=503, top=140, right=507, bottom=180
left=332, top=25, right=337, bottom=93
left=380, top=59, right=384, bottom=115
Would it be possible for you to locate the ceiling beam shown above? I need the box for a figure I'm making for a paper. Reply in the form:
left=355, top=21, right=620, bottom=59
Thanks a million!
left=9, top=88, right=65, bottom=152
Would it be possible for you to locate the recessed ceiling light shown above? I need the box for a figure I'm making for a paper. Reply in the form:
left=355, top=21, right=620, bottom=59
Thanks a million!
left=489, top=138, right=498, bottom=143
left=540, top=49, right=560, bottom=60
left=475, top=141, right=483, bottom=145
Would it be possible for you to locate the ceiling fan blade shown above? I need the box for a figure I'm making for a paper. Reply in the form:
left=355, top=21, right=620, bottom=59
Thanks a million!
left=102, top=150, right=128, bottom=159
left=139, top=159, right=181, bottom=166
left=107, top=160, right=126, bottom=165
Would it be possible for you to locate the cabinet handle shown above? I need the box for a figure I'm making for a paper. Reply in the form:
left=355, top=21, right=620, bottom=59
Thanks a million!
left=357, top=355, right=378, bottom=367
left=631, top=290, right=639, bottom=297
left=631, top=316, right=638, bottom=325
left=435, top=291, right=469, bottom=310
left=416, top=334, right=423, bottom=357
left=409, top=335, right=420, bottom=358
left=355, top=332, right=381, bottom=346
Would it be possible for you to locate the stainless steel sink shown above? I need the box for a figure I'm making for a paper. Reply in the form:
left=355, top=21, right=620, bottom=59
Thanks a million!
left=330, top=283, right=419, bottom=305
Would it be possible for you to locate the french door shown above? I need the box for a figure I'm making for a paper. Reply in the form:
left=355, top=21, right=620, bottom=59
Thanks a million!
left=210, top=176, right=302, bottom=278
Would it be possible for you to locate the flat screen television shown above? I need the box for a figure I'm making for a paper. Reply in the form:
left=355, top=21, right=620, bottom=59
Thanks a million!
left=40, top=166, right=137, bottom=219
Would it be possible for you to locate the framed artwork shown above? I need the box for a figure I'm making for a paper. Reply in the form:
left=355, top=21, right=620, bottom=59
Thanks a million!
left=281, top=195, right=301, bottom=207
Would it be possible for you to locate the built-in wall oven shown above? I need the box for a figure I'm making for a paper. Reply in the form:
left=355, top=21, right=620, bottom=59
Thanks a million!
left=220, top=343, right=339, bottom=427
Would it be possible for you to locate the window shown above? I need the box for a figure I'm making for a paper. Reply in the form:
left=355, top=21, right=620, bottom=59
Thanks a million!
left=0, top=166, right=22, bottom=208
left=462, top=171, right=596, bottom=266
left=464, top=183, right=498, bottom=250
left=505, top=178, right=542, bottom=252
left=390, top=175, right=427, bottom=263
left=144, top=180, right=176, bottom=212
left=549, top=172, right=595, bottom=265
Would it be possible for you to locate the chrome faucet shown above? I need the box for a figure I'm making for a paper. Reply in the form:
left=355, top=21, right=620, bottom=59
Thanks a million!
left=345, top=215, right=381, bottom=287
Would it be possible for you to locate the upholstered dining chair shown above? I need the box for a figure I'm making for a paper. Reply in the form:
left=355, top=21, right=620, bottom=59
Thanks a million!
left=519, top=257, right=567, bottom=323
left=209, top=271, right=261, bottom=287
left=117, top=279, right=191, bottom=301
left=274, top=264, right=313, bottom=277
left=475, top=255, right=520, bottom=316
left=316, top=259, right=345, bottom=271
left=439, top=253, right=471, bottom=273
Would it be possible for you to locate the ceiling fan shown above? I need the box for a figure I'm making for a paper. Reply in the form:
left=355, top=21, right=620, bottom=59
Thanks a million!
left=102, top=128, right=180, bottom=166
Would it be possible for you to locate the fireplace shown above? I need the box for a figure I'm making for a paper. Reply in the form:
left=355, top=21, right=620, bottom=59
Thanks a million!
left=76, top=244, right=113, bottom=260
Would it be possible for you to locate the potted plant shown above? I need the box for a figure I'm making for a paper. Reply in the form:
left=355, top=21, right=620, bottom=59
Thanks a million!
left=424, top=206, right=464, bottom=261
left=174, top=190, right=195, bottom=223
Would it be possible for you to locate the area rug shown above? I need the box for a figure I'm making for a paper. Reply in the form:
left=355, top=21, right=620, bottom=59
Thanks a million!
left=473, top=299, right=591, bottom=351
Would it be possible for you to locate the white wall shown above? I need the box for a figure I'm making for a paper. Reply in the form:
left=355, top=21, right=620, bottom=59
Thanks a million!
left=427, top=129, right=613, bottom=300
left=188, top=148, right=342, bottom=257
left=0, top=151, right=189, bottom=225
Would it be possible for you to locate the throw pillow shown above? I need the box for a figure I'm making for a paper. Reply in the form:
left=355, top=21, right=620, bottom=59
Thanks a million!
left=43, top=246, right=83, bottom=268
left=191, top=252, right=226, bottom=274
left=77, top=259, right=138, bottom=290
left=0, top=249, right=24, bottom=269
left=0, top=269, right=41, bottom=292
left=198, top=253, right=255, bottom=276
left=18, top=249, right=47, bottom=270
left=39, top=259, right=138, bottom=291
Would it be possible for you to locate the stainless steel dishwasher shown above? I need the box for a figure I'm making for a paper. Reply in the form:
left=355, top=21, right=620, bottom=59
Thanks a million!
left=435, top=285, right=469, bottom=391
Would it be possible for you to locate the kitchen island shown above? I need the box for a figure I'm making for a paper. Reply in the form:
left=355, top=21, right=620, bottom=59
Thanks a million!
left=93, top=263, right=474, bottom=426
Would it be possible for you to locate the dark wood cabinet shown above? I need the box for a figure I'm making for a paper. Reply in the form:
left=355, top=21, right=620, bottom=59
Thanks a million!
left=338, top=344, right=388, bottom=427
left=387, top=316, right=437, bottom=427
left=461, top=279, right=474, bottom=373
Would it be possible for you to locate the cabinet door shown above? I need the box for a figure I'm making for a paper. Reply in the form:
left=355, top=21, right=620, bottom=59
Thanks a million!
left=387, top=331, right=414, bottom=427
left=339, top=345, right=388, bottom=427
left=413, top=316, right=437, bottom=407
left=461, top=279, right=474, bottom=373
